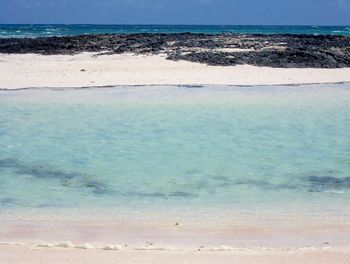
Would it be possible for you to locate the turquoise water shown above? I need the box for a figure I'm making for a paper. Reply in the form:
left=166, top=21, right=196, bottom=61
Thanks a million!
left=1, top=24, right=350, bottom=38
left=0, top=85, right=350, bottom=214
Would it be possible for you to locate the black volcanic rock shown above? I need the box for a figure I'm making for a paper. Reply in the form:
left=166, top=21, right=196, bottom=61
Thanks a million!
left=0, top=33, right=349, bottom=68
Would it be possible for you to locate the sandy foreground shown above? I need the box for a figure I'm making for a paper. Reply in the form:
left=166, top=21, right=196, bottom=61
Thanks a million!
left=1, top=52, right=350, bottom=89
left=2, top=246, right=350, bottom=264
left=1, top=209, right=350, bottom=263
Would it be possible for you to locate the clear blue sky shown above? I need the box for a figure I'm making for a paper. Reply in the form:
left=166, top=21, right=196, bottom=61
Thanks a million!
left=0, top=0, right=349, bottom=25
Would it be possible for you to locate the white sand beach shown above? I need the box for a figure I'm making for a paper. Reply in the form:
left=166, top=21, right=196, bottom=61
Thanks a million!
left=1, top=53, right=350, bottom=89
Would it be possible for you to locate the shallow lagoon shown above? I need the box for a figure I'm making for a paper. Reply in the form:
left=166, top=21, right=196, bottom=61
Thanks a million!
left=0, top=84, right=350, bottom=216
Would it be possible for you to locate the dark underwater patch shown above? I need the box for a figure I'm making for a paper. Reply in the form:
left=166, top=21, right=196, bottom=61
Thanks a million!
left=0, top=197, right=28, bottom=207
left=1, top=198, right=18, bottom=205
left=169, top=191, right=194, bottom=197
left=201, top=174, right=300, bottom=191
left=127, top=190, right=194, bottom=198
left=0, top=158, right=114, bottom=196
left=16, top=166, right=78, bottom=180
left=212, top=176, right=232, bottom=182
left=127, top=191, right=167, bottom=198
left=234, top=179, right=298, bottom=190
left=81, top=179, right=114, bottom=195
left=0, top=158, right=20, bottom=168
left=307, top=175, right=350, bottom=192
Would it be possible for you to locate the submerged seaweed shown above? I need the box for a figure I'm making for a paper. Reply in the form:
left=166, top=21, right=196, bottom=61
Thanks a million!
left=307, top=175, right=350, bottom=193
left=1, top=197, right=18, bottom=205
left=0, top=158, right=114, bottom=196
left=1, top=157, right=350, bottom=209
left=0, top=158, right=20, bottom=168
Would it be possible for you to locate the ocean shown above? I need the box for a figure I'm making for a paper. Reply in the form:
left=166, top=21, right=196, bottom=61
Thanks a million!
left=1, top=84, right=350, bottom=217
left=0, top=24, right=350, bottom=38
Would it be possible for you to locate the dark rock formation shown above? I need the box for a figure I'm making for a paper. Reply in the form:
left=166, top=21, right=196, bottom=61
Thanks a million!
left=0, top=33, right=349, bottom=68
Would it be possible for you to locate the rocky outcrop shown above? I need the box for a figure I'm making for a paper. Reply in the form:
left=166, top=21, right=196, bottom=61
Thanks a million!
left=0, top=33, right=349, bottom=68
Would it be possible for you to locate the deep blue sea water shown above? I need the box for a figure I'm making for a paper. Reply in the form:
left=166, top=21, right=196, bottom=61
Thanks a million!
left=0, top=24, right=350, bottom=38
left=0, top=84, right=350, bottom=215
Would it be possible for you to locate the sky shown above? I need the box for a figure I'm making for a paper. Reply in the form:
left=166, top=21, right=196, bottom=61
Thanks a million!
left=0, top=0, right=349, bottom=25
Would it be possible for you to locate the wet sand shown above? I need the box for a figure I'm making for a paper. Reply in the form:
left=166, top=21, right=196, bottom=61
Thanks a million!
left=2, top=246, right=350, bottom=264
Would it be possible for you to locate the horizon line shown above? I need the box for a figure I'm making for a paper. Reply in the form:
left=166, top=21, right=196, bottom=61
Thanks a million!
left=1, top=23, right=349, bottom=27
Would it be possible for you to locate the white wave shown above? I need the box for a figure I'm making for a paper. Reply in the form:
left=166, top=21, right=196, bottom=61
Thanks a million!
left=53, top=241, right=75, bottom=248
left=102, top=244, right=123, bottom=250
left=0, top=241, right=25, bottom=246
left=75, top=243, right=95, bottom=250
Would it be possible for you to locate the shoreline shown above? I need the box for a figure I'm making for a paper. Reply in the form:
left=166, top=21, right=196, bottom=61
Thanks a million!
left=1, top=208, right=350, bottom=264
left=3, top=246, right=350, bottom=264
left=1, top=53, right=350, bottom=89
left=2, top=81, right=350, bottom=91
left=1, top=205, right=350, bottom=248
